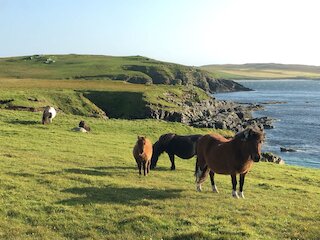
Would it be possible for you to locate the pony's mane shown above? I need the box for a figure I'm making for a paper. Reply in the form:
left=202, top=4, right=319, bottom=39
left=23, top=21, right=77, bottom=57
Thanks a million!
left=137, top=136, right=146, bottom=144
left=153, top=133, right=176, bottom=155
left=158, top=133, right=176, bottom=147
left=234, top=127, right=264, bottom=141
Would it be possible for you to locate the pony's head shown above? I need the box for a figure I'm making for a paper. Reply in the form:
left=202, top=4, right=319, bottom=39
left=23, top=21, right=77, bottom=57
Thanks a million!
left=137, top=136, right=147, bottom=155
left=237, top=127, right=264, bottom=162
left=79, top=120, right=86, bottom=128
left=42, top=106, right=54, bottom=124
left=42, top=112, right=52, bottom=124
left=150, top=141, right=163, bottom=169
left=150, top=133, right=175, bottom=169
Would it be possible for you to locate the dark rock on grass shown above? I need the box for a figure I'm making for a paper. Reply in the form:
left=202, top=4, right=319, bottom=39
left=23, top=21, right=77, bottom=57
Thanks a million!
left=261, top=152, right=285, bottom=164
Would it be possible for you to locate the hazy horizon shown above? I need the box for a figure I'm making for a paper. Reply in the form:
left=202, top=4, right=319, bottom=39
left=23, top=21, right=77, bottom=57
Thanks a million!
left=1, top=0, right=320, bottom=66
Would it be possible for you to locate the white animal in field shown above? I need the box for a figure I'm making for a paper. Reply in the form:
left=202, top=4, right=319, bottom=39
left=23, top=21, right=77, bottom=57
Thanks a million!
left=42, top=106, right=56, bottom=124
left=71, top=127, right=88, bottom=133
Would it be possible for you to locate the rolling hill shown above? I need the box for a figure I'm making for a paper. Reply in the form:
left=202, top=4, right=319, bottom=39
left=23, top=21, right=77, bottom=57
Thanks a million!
left=201, top=63, right=320, bottom=80
left=0, top=54, right=249, bottom=93
left=0, top=56, right=319, bottom=239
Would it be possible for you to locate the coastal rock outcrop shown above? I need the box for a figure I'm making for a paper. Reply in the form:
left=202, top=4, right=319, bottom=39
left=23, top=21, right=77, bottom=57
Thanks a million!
left=261, top=152, right=285, bottom=164
left=123, top=64, right=251, bottom=93
left=146, top=95, right=274, bottom=132
left=280, top=147, right=297, bottom=152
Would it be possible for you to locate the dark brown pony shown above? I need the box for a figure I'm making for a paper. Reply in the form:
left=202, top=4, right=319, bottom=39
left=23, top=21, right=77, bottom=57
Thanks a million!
left=195, top=127, right=264, bottom=198
left=151, top=133, right=202, bottom=170
left=133, top=136, right=153, bottom=176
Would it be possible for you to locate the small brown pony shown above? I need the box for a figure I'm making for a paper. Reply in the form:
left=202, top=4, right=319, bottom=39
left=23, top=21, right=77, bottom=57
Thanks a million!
left=133, top=136, right=153, bottom=176
left=195, top=127, right=264, bottom=198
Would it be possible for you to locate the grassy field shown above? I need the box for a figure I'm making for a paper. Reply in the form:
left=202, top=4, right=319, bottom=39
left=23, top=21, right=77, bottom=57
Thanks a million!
left=0, top=55, right=224, bottom=93
left=202, top=63, right=320, bottom=80
left=0, top=109, right=319, bottom=239
left=0, top=55, right=159, bottom=80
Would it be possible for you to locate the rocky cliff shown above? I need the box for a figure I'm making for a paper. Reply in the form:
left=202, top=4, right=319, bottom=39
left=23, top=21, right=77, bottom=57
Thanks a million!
left=123, top=64, right=250, bottom=93
left=145, top=91, right=273, bottom=132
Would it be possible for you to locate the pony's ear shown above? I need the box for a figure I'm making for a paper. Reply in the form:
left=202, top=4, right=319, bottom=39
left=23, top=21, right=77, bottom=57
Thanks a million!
left=137, top=136, right=145, bottom=141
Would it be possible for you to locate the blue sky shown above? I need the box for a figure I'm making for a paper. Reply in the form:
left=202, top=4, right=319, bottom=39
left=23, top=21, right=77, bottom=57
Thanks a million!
left=1, top=0, right=320, bottom=66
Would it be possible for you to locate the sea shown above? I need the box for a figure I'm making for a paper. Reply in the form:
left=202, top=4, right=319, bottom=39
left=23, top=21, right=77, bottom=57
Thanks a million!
left=214, top=79, right=320, bottom=169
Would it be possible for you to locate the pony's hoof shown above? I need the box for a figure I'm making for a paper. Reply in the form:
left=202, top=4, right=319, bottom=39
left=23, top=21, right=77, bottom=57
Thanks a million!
left=239, top=192, right=245, bottom=198
left=196, top=184, right=202, bottom=192
left=232, top=190, right=239, bottom=198
left=171, top=166, right=176, bottom=170
left=212, top=185, right=219, bottom=193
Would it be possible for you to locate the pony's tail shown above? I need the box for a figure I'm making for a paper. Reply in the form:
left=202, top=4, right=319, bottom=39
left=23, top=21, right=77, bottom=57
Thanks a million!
left=195, top=165, right=209, bottom=184
left=194, top=156, right=209, bottom=184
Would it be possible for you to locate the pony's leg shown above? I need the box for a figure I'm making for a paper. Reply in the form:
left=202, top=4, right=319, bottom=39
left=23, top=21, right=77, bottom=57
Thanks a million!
left=137, top=161, right=142, bottom=175
left=239, top=173, right=246, bottom=198
left=231, top=175, right=239, bottom=198
left=209, top=171, right=219, bottom=193
left=143, top=161, right=147, bottom=176
left=147, top=161, right=151, bottom=174
left=168, top=153, right=175, bottom=170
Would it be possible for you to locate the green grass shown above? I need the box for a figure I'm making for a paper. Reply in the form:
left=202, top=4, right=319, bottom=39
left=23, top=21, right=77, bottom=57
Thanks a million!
left=0, top=109, right=319, bottom=239
left=0, top=78, right=210, bottom=119
left=202, top=63, right=320, bottom=80
left=0, top=54, right=220, bottom=93
left=0, top=54, right=153, bottom=80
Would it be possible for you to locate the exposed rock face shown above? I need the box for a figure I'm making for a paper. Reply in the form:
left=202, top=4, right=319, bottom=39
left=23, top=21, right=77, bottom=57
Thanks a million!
left=280, top=147, right=297, bottom=152
left=123, top=65, right=251, bottom=93
left=261, top=152, right=285, bottom=164
left=146, top=96, right=274, bottom=132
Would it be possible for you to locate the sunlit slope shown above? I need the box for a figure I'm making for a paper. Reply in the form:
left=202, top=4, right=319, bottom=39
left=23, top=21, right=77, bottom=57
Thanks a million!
left=0, top=110, right=319, bottom=239
left=202, top=63, right=320, bottom=79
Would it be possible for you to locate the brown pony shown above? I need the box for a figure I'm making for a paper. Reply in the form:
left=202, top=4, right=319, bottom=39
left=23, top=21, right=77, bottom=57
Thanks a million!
left=195, top=127, right=264, bottom=198
left=133, top=136, right=153, bottom=176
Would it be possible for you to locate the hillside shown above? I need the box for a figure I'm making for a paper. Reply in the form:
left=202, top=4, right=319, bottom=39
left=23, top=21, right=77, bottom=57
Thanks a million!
left=0, top=54, right=249, bottom=93
left=0, top=79, right=213, bottom=119
left=201, top=63, right=320, bottom=80
left=0, top=57, right=319, bottom=239
left=0, top=110, right=319, bottom=239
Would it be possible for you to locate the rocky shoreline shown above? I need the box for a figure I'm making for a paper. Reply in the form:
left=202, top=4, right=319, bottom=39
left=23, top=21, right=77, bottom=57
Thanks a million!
left=146, top=94, right=274, bottom=132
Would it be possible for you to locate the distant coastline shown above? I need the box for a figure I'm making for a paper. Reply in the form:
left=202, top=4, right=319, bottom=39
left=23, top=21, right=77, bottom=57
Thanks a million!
left=201, top=63, right=320, bottom=80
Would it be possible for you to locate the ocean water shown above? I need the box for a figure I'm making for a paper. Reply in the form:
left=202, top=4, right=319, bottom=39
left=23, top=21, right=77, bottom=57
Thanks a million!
left=215, top=80, right=320, bottom=168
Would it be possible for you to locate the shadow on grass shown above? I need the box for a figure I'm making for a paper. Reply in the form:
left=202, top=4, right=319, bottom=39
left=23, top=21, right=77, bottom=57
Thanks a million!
left=58, top=185, right=182, bottom=206
left=167, top=232, right=214, bottom=240
left=7, top=119, right=39, bottom=125
left=6, top=172, right=35, bottom=178
left=150, top=166, right=175, bottom=172
left=43, top=166, right=182, bottom=178
left=42, top=166, right=137, bottom=178
left=92, top=165, right=172, bottom=173
left=84, top=91, right=147, bottom=119
left=91, top=166, right=136, bottom=171
left=64, top=168, right=112, bottom=176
